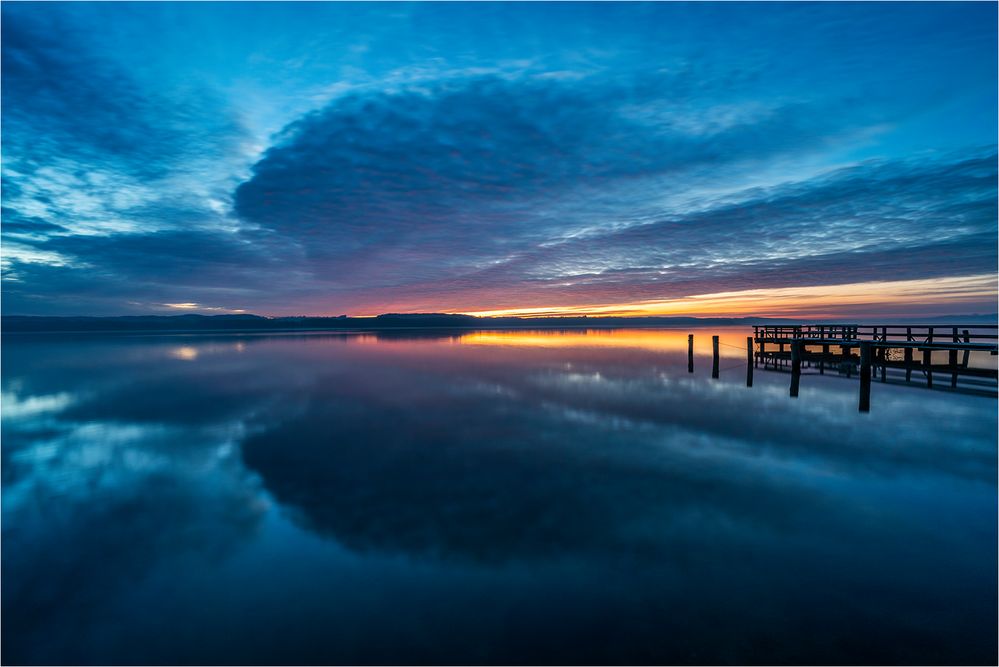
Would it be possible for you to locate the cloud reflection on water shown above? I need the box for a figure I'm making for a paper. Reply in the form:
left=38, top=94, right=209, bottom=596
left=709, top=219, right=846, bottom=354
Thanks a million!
left=1, top=329, right=995, bottom=664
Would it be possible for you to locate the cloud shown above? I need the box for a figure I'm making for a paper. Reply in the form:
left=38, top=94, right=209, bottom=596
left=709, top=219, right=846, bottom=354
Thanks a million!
left=1, top=4, right=259, bottom=314
left=1, top=5, right=242, bottom=180
left=1, top=230, right=298, bottom=315
left=2, top=3, right=995, bottom=316
left=233, top=69, right=996, bottom=314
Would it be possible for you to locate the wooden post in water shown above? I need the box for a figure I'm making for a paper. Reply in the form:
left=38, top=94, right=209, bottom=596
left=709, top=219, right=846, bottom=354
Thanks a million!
left=711, top=336, right=719, bottom=379
left=820, top=328, right=828, bottom=375
left=880, top=334, right=887, bottom=382
left=904, top=327, right=913, bottom=381
left=789, top=338, right=801, bottom=397
left=962, top=330, right=971, bottom=369
left=925, top=327, right=934, bottom=388
left=859, top=341, right=872, bottom=412
left=688, top=334, right=694, bottom=373
left=950, top=327, right=959, bottom=388
left=746, top=337, right=753, bottom=387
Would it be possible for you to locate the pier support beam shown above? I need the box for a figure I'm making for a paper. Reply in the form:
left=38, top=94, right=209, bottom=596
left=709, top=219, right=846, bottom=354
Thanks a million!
left=950, top=327, right=959, bottom=388
left=688, top=334, right=694, bottom=373
left=859, top=341, right=872, bottom=412
left=790, top=339, right=801, bottom=398
left=711, top=336, right=719, bottom=379
left=746, top=337, right=753, bottom=387
left=926, top=328, right=934, bottom=388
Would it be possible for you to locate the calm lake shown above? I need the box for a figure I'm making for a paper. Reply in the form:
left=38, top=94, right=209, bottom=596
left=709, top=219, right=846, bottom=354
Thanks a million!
left=2, top=328, right=996, bottom=665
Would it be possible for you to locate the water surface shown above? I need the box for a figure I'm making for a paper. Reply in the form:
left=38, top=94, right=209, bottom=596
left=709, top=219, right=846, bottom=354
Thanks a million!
left=3, top=328, right=996, bottom=664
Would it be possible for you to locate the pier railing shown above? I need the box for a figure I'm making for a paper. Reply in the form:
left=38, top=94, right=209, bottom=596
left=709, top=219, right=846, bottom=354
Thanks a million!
left=753, top=324, right=998, bottom=345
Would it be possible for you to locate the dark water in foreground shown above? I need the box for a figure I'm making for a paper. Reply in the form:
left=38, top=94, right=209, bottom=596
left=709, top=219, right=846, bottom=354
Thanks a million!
left=2, top=328, right=996, bottom=665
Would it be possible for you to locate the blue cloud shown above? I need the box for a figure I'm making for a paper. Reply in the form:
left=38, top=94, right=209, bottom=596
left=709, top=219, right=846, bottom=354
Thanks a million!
left=1, top=2, right=995, bottom=316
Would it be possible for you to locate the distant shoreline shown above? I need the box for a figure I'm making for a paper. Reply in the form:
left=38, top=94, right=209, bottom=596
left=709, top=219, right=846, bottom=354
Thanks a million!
left=3, top=312, right=996, bottom=335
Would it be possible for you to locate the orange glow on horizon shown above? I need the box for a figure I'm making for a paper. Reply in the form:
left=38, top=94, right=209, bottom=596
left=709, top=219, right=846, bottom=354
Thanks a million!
left=453, top=274, right=997, bottom=319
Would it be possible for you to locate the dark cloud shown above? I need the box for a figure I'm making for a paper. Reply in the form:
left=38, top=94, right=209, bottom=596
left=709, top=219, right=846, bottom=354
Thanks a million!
left=0, top=207, right=67, bottom=239
left=232, top=122, right=997, bottom=312
left=234, top=74, right=868, bottom=269
left=227, top=73, right=997, bottom=313
left=1, top=4, right=242, bottom=180
left=1, top=229, right=302, bottom=315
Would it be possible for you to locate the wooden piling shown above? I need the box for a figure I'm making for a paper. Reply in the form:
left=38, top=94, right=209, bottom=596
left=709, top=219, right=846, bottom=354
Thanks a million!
left=962, top=330, right=971, bottom=369
left=789, top=339, right=801, bottom=397
left=746, top=337, right=753, bottom=387
left=905, top=327, right=913, bottom=381
left=859, top=341, right=872, bottom=412
left=926, top=327, right=934, bottom=388
left=688, top=334, right=694, bottom=373
left=711, top=336, right=719, bottom=379
left=950, top=327, right=959, bottom=388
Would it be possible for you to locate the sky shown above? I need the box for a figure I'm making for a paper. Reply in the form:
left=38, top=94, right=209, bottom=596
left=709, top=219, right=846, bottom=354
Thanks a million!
left=2, top=1, right=997, bottom=318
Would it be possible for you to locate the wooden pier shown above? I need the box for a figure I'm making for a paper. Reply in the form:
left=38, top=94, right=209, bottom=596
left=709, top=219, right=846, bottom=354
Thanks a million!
left=752, top=324, right=998, bottom=411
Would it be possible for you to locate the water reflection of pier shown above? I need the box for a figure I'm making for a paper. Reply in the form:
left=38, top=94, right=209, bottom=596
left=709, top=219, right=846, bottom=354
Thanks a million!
left=688, top=325, right=999, bottom=412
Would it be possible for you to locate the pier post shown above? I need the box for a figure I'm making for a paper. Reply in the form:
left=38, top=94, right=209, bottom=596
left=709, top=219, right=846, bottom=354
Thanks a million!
left=746, top=337, right=753, bottom=387
left=789, top=338, right=801, bottom=397
left=905, top=327, right=913, bottom=381
left=962, top=330, right=971, bottom=369
left=950, top=327, right=959, bottom=388
left=925, top=328, right=934, bottom=388
left=688, top=334, right=694, bottom=373
left=711, top=336, right=719, bottom=379
left=859, top=341, right=872, bottom=412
